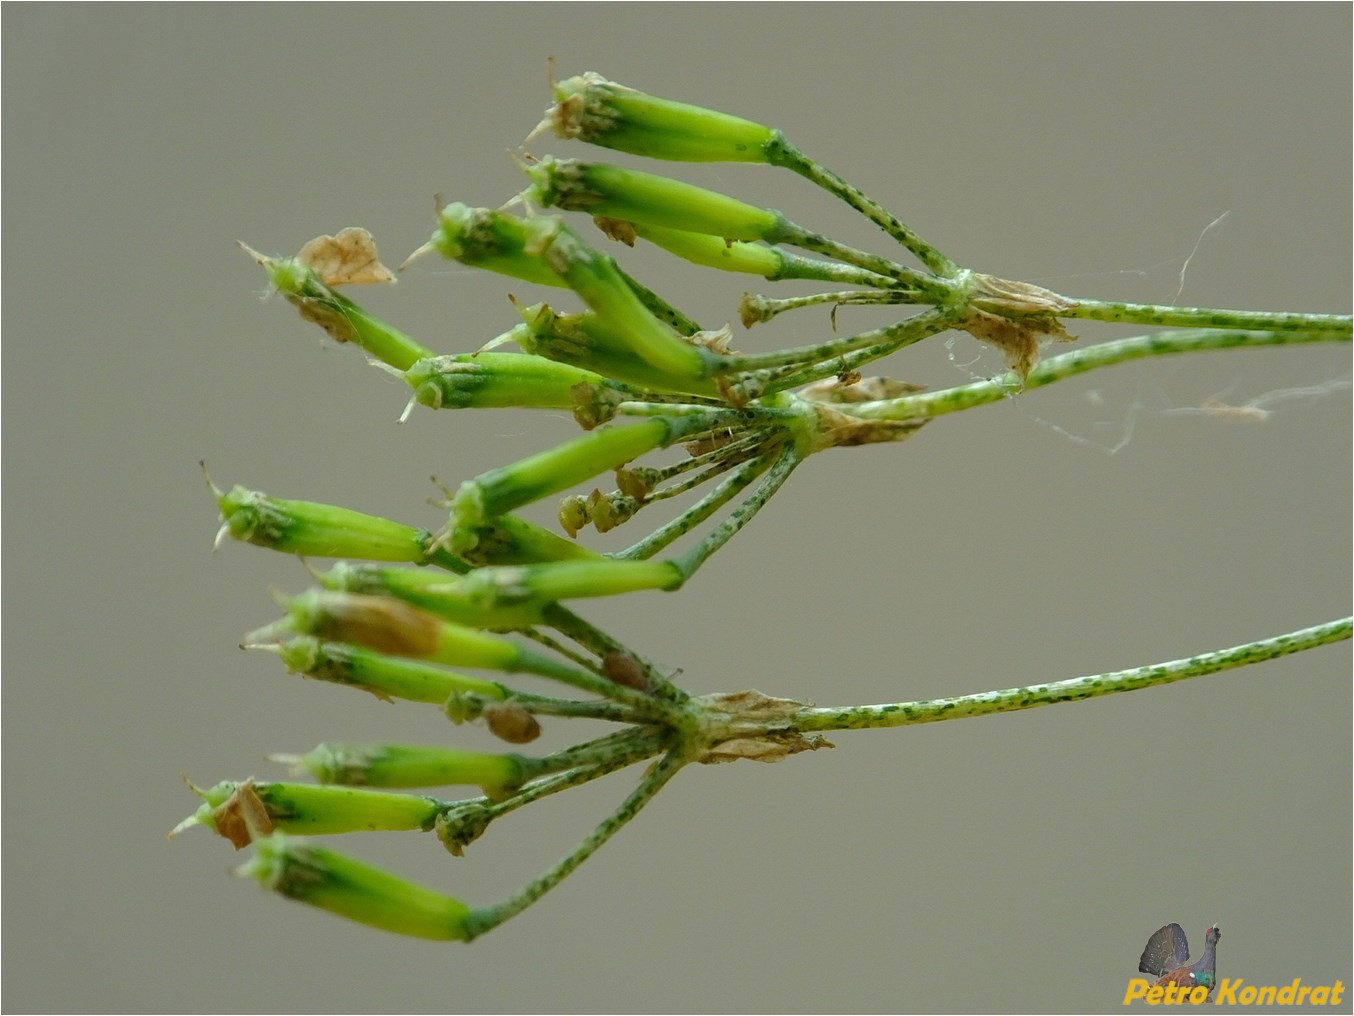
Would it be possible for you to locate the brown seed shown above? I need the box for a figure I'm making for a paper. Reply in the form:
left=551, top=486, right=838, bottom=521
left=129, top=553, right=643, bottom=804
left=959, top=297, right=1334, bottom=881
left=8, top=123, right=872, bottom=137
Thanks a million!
left=483, top=701, right=542, bottom=744
left=601, top=650, right=650, bottom=692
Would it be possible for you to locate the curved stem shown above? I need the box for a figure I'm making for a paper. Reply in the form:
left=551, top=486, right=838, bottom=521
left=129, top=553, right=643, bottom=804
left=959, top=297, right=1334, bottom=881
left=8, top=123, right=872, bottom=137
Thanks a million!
left=464, top=744, right=690, bottom=939
left=788, top=618, right=1352, bottom=734
left=765, top=134, right=959, bottom=278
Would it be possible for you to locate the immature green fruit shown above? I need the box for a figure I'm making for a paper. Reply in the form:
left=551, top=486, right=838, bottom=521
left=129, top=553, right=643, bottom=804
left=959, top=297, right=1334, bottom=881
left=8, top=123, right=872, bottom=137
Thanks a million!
left=404, top=351, right=605, bottom=411
left=238, top=833, right=472, bottom=940
left=542, top=72, right=777, bottom=163
left=174, top=779, right=442, bottom=843
left=271, top=636, right=506, bottom=705
left=525, top=157, right=782, bottom=243
left=415, top=202, right=564, bottom=287
left=274, top=741, right=525, bottom=798
left=211, top=482, right=434, bottom=563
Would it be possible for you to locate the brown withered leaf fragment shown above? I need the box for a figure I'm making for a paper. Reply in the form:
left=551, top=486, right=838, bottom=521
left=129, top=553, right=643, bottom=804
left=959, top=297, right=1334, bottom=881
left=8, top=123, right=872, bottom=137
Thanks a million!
left=697, top=731, right=834, bottom=764
left=212, top=779, right=274, bottom=850
left=295, top=227, right=397, bottom=286
left=808, top=403, right=929, bottom=451
left=961, top=274, right=1077, bottom=381
left=969, top=273, right=1075, bottom=317
left=690, top=325, right=739, bottom=356
left=690, top=690, right=833, bottom=764
left=960, top=309, right=1074, bottom=382
left=593, top=216, right=638, bottom=246
left=696, top=690, right=834, bottom=764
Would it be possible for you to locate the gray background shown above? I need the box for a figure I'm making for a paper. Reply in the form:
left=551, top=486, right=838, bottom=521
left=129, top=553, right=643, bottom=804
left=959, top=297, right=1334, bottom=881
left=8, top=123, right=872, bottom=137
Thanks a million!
left=4, top=6, right=1350, bottom=1013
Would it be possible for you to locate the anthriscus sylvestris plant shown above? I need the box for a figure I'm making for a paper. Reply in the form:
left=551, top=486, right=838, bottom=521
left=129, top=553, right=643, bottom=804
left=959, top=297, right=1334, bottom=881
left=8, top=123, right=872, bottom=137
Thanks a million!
left=175, top=71, right=1352, bottom=942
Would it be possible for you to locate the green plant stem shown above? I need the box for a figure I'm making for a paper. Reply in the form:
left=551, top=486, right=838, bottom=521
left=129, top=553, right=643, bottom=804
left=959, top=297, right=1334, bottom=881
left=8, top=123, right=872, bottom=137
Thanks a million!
left=435, top=745, right=665, bottom=857
left=671, top=446, right=803, bottom=581
left=614, top=453, right=775, bottom=561
left=463, top=744, right=689, bottom=939
left=741, top=288, right=912, bottom=325
left=1059, top=300, right=1352, bottom=335
left=786, top=618, right=1352, bottom=734
left=491, top=690, right=649, bottom=725
left=717, top=307, right=951, bottom=377
left=765, top=134, right=959, bottom=278
left=843, top=328, right=1352, bottom=423
left=743, top=315, right=958, bottom=399
left=518, top=726, right=667, bottom=781
left=539, top=604, right=689, bottom=704
left=617, top=267, right=704, bottom=336
left=767, top=220, right=942, bottom=293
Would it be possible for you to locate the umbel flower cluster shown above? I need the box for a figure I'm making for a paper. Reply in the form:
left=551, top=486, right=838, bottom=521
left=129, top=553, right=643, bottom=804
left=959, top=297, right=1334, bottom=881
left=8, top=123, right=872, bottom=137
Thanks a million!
left=175, top=72, right=1351, bottom=941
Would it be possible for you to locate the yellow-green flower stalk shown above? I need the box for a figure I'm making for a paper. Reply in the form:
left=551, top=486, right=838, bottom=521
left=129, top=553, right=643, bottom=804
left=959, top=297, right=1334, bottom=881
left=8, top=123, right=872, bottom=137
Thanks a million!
left=237, top=834, right=472, bottom=940
left=541, top=72, right=778, bottom=163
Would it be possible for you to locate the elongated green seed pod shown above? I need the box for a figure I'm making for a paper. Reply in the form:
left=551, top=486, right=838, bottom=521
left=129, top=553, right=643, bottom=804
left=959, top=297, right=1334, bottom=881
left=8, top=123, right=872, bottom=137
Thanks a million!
left=544, top=72, right=776, bottom=163
left=237, top=834, right=472, bottom=940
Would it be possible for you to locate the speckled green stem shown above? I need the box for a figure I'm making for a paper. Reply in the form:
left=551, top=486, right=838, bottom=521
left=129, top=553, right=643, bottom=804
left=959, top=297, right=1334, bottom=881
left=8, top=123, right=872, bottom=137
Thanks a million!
left=716, top=307, right=950, bottom=377
left=614, top=453, right=775, bottom=561
left=518, top=726, right=668, bottom=781
left=435, top=737, right=666, bottom=857
left=844, top=328, right=1352, bottom=423
left=463, top=745, right=689, bottom=940
left=539, top=603, right=689, bottom=704
left=740, top=288, right=912, bottom=326
left=1060, top=300, right=1352, bottom=335
left=671, top=446, right=803, bottom=581
left=765, top=134, right=959, bottom=278
left=767, top=219, right=943, bottom=293
left=742, top=313, right=960, bottom=399
left=787, top=618, right=1352, bottom=734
